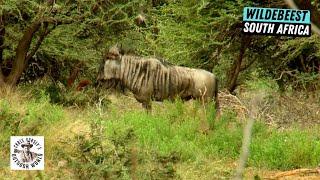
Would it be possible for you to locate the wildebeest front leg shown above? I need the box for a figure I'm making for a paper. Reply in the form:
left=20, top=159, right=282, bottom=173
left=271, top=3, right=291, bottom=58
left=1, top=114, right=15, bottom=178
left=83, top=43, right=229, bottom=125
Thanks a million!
left=142, top=102, right=151, bottom=111
left=134, top=94, right=152, bottom=112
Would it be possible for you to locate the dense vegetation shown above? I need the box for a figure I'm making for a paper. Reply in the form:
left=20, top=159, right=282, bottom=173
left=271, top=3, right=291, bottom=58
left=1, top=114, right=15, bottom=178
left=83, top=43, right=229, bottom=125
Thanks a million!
left=0, top=0, right=320, bottom=179
left=1, top=0, right=319, bottom=90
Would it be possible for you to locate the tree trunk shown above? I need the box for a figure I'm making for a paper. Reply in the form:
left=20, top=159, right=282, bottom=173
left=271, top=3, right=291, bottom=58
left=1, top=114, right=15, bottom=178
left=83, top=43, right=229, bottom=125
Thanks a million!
left=0, top=16, right=72, bottom=88
left=285, top=0, right=320, bottom=35
left=227, top=35, right=251, bottom=93
left=297, top=0, right=310, bottom=9
left=5, top=21, right=42, bottom=86
left=0, top=65, right=4, bottom=85
left=0, top=15, right=5, bottom=85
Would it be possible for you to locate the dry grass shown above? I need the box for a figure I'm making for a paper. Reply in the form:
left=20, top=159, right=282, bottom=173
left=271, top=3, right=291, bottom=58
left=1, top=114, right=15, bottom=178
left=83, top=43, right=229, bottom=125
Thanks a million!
left=239, top=90, right=320, bottom=127
left=218, top=90, right=249, bottom=120
left=176, top=159, right=236, bottom=179
left=0, top=88, right=91, bottom=179
left=0, top=86, right=29, bottom=115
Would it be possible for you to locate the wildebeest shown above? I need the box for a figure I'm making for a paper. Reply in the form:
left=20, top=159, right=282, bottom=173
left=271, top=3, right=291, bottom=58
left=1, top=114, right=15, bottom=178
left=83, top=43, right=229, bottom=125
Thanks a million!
left=97, top=46, right=220, bottom=113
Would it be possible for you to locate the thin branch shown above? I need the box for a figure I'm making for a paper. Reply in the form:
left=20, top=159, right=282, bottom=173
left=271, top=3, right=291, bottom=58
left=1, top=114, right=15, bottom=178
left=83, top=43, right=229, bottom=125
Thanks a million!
left=0, top=67, right=4, bottom=85
left=0, top=14, right=4, bottom=58
left=0, top=44, right=9, bottom=49
left=234, top=116, right=255, bottom=180
left=41, top=17, right=74, bottom=25
left=234, top=93, right=264, bottom=180
left=275, top=70, right=297, bottom=80
left=300, top=55, right=308, bottom=72
left=240, top=59, right=256, bottom=71
left=0, top=15, right=5, bottom=84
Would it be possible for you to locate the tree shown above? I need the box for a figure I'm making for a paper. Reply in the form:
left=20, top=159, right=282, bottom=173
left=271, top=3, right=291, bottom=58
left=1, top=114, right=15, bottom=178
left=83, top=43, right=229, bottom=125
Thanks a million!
left=0, top=1, right=77, bottom=87
left=0, top=0, right=141, bottom=87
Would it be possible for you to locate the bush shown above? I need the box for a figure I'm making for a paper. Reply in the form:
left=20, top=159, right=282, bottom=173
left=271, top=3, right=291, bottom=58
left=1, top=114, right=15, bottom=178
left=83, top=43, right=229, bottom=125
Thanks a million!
left=0, top=91, right=65, bottom=169
left=62, top=111, right=181, bottom=179
left=21, top=78, right=110, bottom=108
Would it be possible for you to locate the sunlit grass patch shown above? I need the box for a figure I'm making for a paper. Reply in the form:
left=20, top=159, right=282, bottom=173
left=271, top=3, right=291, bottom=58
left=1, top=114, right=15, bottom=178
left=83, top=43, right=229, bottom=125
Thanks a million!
left=103, top=99, right=320, bottom=171
left=103, top=101, right=239, bottom=161
left=250, top=125, right=320, bottom=170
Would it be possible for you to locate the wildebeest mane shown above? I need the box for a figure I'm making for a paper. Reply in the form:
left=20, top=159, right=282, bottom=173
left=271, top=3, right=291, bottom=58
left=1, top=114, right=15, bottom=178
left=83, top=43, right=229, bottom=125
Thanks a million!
left=120, top=53, right=173, bottom=68
left=157, top=57, right=173, bottom=67
left=107, top=45, right=173, bottom=68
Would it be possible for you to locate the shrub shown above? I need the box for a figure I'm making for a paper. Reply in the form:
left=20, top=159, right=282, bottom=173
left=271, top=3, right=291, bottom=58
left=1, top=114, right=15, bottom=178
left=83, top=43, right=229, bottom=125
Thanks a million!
left=22, top=78, right=110, bottom=108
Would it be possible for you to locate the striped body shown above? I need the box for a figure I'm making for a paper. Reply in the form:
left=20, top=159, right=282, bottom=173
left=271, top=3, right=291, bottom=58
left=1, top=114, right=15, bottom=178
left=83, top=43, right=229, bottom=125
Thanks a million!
left=97, top=47, right=219, bottom=110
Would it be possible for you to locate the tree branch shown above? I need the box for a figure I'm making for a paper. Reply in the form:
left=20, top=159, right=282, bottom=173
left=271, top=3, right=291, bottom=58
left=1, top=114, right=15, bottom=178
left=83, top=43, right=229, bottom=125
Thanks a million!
left=275, top=70, right=297, bottom=81
left=300, top=55, right=308, bottom=72
left=227, top=35, right=252, bottom=93
left=0, top=64, right=5, bottom=85
left=240, top=59, right=256, bottom=71
left=0, top=15, right=4, bottom=55
left=234, top=93, right=264, bottom=180
left=5, top=20, right=42, bottom=85
left=25, top=23, right=51, bottom=62
left=5, top=16, right=74, bottom=85
left=41, top=17, right=74, bottom=25
left=24, top=16, right=73, bottom=62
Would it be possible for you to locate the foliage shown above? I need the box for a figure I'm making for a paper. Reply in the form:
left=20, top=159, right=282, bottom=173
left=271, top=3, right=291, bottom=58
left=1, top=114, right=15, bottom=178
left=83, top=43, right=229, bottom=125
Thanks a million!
left=1, top=0, right=319, bottom=91
left=269, top=35, right=320, bottom=91
left=66, top=124, right=136, bottom=179
left=102, top=100, right=320, bottom=170
left=59, top=109, right=181, bottom=179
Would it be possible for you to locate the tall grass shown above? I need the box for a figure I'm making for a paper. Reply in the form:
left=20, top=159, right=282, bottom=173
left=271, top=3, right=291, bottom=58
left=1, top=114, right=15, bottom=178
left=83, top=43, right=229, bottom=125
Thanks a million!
left=103, top=101, right=320, bottom=170
left=250, top=124, right=320, bottom=169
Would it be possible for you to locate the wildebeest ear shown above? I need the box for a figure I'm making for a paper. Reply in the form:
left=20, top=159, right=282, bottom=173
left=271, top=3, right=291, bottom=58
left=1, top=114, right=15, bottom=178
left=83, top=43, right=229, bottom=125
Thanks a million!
left=109, top=45, right=120, bottom=54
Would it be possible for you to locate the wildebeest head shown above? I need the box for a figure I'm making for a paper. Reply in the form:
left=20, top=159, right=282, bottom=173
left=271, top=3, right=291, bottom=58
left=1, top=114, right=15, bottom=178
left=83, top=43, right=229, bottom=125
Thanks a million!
left=96, top=46, right=122, bottom=89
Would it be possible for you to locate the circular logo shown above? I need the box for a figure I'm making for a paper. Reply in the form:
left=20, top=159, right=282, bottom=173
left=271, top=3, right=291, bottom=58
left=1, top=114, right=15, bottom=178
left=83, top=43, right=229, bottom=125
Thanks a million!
left=10, top=136, right=44, bottom=170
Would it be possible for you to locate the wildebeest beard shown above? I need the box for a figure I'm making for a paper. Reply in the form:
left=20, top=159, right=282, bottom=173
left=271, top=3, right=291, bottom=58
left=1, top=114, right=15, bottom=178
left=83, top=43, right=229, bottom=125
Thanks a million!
left=100, top=78, right=117, bottom=89
left=98, top=78, right=125, bottom=92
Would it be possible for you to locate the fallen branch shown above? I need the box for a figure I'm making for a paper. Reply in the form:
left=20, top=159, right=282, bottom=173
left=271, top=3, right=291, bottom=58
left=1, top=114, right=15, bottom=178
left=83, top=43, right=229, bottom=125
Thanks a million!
left=268, top=168, right=320, bottom=179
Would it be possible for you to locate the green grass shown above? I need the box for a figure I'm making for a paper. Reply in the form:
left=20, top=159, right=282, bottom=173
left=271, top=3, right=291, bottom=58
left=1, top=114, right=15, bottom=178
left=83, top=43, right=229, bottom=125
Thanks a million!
left=102, top=101, right=320, bottom=171
left=250, top=124, right=320, bottom=169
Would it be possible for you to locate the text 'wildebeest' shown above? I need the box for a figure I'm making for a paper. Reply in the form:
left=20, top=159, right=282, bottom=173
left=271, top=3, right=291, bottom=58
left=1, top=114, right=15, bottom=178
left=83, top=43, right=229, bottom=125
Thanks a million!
left=97, top=46, right=220, bottom=112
